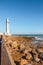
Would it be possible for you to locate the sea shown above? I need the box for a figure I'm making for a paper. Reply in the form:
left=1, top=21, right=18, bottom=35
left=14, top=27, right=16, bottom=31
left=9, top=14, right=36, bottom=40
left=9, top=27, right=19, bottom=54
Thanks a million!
left=12, top=34, right=43, bottom=40
left=12, top=34, right=43, bottom=44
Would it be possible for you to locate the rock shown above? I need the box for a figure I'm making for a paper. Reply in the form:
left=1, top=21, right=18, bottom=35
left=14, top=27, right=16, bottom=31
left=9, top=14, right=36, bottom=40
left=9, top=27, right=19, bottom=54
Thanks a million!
left=9, top=43, right=12, bottom=47
left=24, top=48, right=32, bottom=55
left=28, top=48, right=32, bottom=52
left=20, top=59, right=28, bottom=65
left=12, top=51, right=22, bottom=61
left=5, top=36, right=43, bottom=65
left=7, top=40, right=12, bottom=43
left=34, top=57, right=40, bottom=62
left=22, top=55, right=26, bottom=59
left=25, top=64, right=32, bottom=65
left=34, top=54, right=40, bottom=62
left=26, top=53, right=32, bottom=60
left=37, top=48, right=43, bottom=53
left=41, top=61, right=43, bottom=65
left=20, top=44, right=25, bottom=50
left=32, top=49, right=37, bottom=55
left=12, top=41, right=18, bottom=49
left=38, top=53, right=43, bottom=60
left=6, top=40, right=12, bottom=46
left=5, top=39, right=7, bottom=42
left=24, top=49, right=29, bottom=55
left=30, top=44, right=35, bottom=49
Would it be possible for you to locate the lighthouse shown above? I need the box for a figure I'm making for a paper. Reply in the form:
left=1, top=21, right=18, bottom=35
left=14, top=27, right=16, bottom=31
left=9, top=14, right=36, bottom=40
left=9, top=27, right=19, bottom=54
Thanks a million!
left=6, top=18, right=10, bottom=34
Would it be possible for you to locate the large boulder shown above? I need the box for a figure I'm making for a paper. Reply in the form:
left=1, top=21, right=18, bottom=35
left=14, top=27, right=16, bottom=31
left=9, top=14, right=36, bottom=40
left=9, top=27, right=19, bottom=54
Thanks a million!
left=37, top=48, right=43, bottom=53
left=26, top=53, right=32, bottom=60
left=34, top=57, right=40, bottom=62
left=34, top=55, right=40, bottom=62
left=6, top=40, right=12, bottom=47
left=28, top=48, right=32, bottom=52
left=12, top=41, right=18, bottom=49
left=24, top=49, right=29, bottom=55
left=20, top=59, right=28, bottom=65
left=20, top=44, right=26, bottom=50
left=32, top=49, right=37, bottom=55
left=38, top=53, right=43, bottom=60
left=24, top=48, right=32, bottom=55
left=23, top=63, right=32, bottom=65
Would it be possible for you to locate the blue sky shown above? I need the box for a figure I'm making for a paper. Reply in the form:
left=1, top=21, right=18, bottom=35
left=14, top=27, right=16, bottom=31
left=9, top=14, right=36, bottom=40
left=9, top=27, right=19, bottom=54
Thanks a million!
left=0, top=0, right=43, bottom=34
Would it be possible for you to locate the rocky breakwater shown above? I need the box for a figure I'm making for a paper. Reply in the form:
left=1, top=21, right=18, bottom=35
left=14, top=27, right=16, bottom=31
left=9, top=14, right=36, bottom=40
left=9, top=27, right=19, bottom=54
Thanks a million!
left=4, top=36, right=43, bottom=65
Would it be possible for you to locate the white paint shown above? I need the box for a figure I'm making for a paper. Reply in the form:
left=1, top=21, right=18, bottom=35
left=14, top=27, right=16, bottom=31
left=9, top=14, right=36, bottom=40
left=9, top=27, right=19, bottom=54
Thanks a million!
left=6, top=18, right=10, bottom=34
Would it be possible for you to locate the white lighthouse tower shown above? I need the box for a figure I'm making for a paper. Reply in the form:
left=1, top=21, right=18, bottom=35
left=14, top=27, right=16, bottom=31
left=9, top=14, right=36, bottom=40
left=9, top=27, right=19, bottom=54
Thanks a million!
left=6, top=18, right=10, bottom=34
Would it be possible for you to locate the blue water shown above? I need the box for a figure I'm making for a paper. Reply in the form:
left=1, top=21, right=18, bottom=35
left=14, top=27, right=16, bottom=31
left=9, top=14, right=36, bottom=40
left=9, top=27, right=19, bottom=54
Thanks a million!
left=12, top=34, right=43, bottom=44
left=12, top=34, right=43, bottom=36
left=12, top=34, right=43, bottom=39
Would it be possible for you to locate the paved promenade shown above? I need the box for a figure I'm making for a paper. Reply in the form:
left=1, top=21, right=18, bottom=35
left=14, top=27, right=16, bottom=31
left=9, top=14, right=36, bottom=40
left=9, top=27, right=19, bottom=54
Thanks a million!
left=1, top=43, right=11, bottom=65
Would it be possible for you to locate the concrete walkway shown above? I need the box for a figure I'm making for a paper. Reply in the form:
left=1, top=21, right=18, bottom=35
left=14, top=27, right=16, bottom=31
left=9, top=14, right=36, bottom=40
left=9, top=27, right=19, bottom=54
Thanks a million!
left=1, top=43, right=16, bottom=65
left=1, top=43, right=11, bottom=65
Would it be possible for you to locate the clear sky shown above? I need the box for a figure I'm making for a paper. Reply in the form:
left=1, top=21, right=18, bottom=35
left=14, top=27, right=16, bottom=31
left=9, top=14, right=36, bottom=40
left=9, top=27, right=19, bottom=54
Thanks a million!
left=0, top=0, right=43, bottom=34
